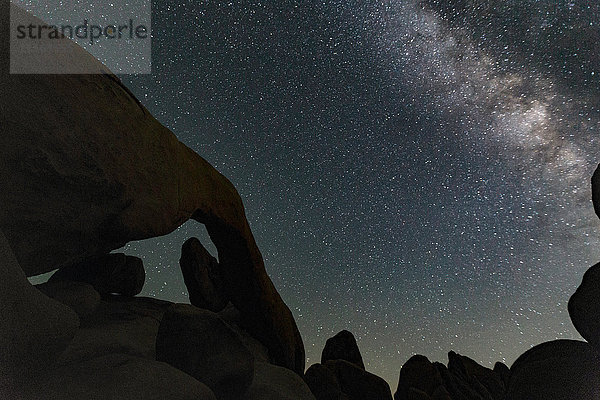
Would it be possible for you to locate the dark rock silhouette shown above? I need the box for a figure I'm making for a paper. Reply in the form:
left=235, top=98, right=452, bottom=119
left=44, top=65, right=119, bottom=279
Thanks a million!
left=58, top=296, right=172, bottom=366
left=324, top=359, right=393, bottom=400
left=434, top=361, right=487, bottom=400
left=156, top=304, right=254, bottom=400
left=36, top=281, right=101, bottom=317
left=0, top=1, right=303, bottom=374
left=592, top=164, right=600, bottom=219
left=492, top=362, right=510, bottom=389
left=180, top=237, right=228, bottom=312
left=321, top=330, right=366, bottom=369
left=394, top=355, right=444, bottom=400
left=407, top=388, right=435, bottom=400
left=304, top=363, right=350, bottom=400
left=217, top=303, right=271, bottom=363
left=49, top=254, right=145, bottom=297
left=245, top=361, right=317, bottom=400
left=395, top=352, right=507, bottom=400
left=307, top=329, right=392, bottom=400
left=568, top=262, right=600, bottom=346
left=505, top=340, right=600, bottom=400
left=447, top=351, right=504, bottom=400
left=26, top=353, right=217, bottom=400
left=0, top=229, right=80, bottom=393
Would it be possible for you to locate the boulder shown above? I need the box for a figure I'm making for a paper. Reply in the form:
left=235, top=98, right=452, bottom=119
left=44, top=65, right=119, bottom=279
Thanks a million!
left=592, top=164, right=600, bottom=219
left=36, top=281, right=101, bottom=317
left=324, top=359, right=393, bottom=400
left=244, top=362, right=316, bottom=400
left=434, top=362, right=484, bottom=400
left=180, top=238, right=227, bottom=312
left=49, top=254, right=145, bottom=297
left=58, top=296, right=172, bottom=366
left=447, top=351, right=504, bottom=399
left=407, top=388, right=432, bottom=400
left=0, top=229, right=79, bottom=394
left=569, top=262, right=600, bottom=346
left=506, top=340, right=600, bottom=400
left=321, top=330, right=365, bottom=369
left=26, top=354, right=217, bottom=400
left=1, top=1, right=304, bottom=374
left=395, top=355, right=444, bottom=400
left=304, top=363, right=349, bottom=400
left=430, top=386, right=452, bottom=400
left=217, top=304, right=271, bottom=363
left=156, top=304, right=254, bottom=400
left=492, top=362, right=510, bottom=388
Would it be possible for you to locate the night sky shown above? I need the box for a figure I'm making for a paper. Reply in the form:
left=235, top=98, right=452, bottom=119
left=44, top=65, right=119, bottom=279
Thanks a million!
left=27, top=0, right=600, bottom=387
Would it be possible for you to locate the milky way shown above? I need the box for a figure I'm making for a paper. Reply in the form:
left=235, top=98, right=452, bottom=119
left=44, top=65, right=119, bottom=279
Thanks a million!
left=24, top=0, right=599, bottom=386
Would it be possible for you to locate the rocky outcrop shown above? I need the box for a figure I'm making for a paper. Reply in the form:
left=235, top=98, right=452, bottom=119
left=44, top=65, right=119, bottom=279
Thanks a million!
left=1, top=1, right=303, bottom=374
left=26, top=354, right=217, bottom=400
left=395, top=355, right=444, bottom=400
left=180, top=238, right=228, bottom=312
left=492, top=362, right=510, bottom=389
left=321, top=330, right=365, bottom=369
left=324, top=359, right=393, bottom=400
left=57, top=296, right=172, bottom=366
left=568, top=262, right=600, bottom=346
left=156, top=304, right=254, bottom=400
left=49, top=254, right=145, bottom=297
left=217, top=303, right=271, bottom=363
left=592, top=164, right=600, bottom=219
left=36, top=281, right=101, bottom=317
left=0, top=229, right=80, bottom=394
left=435, top=361, right=488, bottom=400
left=304, top=363, right=350, bottom=400
left=447, top=351, right=504, bottom=400
left=245, top=362, right=317, bottom=400
left=505, top=340, right=600, bottom=400
left=394, top=353, right=507, bottom=400
left=306, top=329, right=391, bottom=400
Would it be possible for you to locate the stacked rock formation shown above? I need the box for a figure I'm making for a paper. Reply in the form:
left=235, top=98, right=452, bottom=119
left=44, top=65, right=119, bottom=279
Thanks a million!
left=394, top=352, right=508, bottom=400
left=305, top=330, right=393, bottom=400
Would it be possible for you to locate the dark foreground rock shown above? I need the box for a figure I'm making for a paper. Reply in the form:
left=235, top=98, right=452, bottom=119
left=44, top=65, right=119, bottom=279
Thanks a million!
left=36, top=281, right=101, bottom=317
left=569, top=262, right=600, bottom=347
left=321, top=330, right=365, bottom=369
left=592, top=164, right=600, bottom=219
left=506, top=339, right=600, bottom=400
left=395, top=352, right=507, bottom=400
left=0, top=230, right=80, bottom=394
left=439, top=360, right=499, bottom=400
left=394, top=355, right=444, bottom=400
left=447, top=351, right=504, bottom=399
left=245, top=362, right=316, bottom=400
left=49, top=254, right=145, bottom=297
left=1, top=1, right=303, bottom=374
left=492, top=362, right=510, bottom=389
left=156, top=304, right=254, bottom=400
left=217, top=303, right=271, bottom=363
left=26, top=354, right=217, bottom=400
left=304, top=363, right=350, bottom=400
left=58, top=296, right=172, bottom=366
left=324, top=359, right=393, bottom=400
left=180, top=238, right=228, bottom=312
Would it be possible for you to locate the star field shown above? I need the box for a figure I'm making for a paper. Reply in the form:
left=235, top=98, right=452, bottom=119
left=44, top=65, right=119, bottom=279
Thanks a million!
left=111, top=0, right=600, bottom=386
